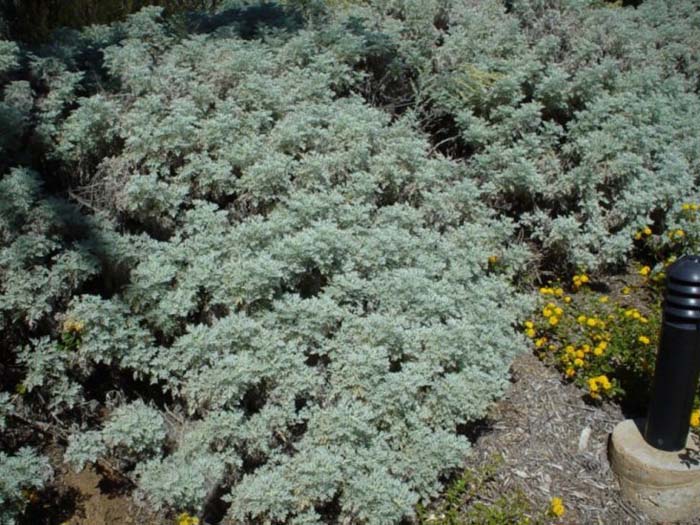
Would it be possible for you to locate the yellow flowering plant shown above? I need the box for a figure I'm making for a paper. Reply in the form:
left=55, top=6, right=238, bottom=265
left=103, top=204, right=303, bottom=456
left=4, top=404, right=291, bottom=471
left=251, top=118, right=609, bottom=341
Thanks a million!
left=549, top=497, right=565, bottom=518
left=176, top=513, right=199, bottom=525
left=528, top=270, right=700, bottom=426
left=58, top=317, right=85, bottom=352
left=529, top=279, right=653, bottom=403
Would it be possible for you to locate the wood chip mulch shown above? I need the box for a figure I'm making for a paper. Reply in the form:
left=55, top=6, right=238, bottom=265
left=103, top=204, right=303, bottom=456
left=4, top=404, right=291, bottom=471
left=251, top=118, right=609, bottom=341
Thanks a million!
left=465, top=351, right=700, bottom=525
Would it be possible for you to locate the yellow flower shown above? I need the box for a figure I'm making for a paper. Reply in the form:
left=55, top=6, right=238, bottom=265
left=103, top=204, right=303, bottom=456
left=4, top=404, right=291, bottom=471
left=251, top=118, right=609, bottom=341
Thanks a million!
left=643, top=226, right=652, bottom=236
left=574, top=358, right=584, bottom=367
left=540, top=287, right=552, bottom=295
left=621, top=286, right=631, bottom=295
left=554, top=306, right=563, bottom=316
left=587, top=375, right=612, bottom=396
left=638, top=335, right=650, bottom=345
left=586, top=318, right=597, bottom=328
left=691, top=410, right=700, bottom=428
left=488, top=255, right=499, bottom=265
left=525, top=328, right=536, bottom=338
left=638, top=266, right=651, bottom=277
left=62, top=318, right=85, bottom=334
left=550, top=497, right=565, bottom=517
left=549, top=316, right=559, bottom=326
left=177, top=513, right=200, bottom=525
left=563, top=296, right=572, bottom=304
left=577, top=315, right=587, bottom=324
left=675, top=229, right=685, bottom=239
left=524, top=321, right=534, bottom=329
left=565, top=368, right=575, bottom=378
left=535, top=337, right=548, bottom=348
left=565, top=345, right=575, bottom=355
left=575, top=350, right=585, bottom=359
left=542, top=307, right=553, bottom=318
left=593, top=346, right=604, bottom=356
left=634, top=231, right=642, bottom=240
left=572, top=274, right=588, bottom=289
left=599, top=296, right=609, bottom=303
left=682, top=203, right=692, bottom=211
left=554, top=287, right=564, bottom=297
left=597, top=341, right=608, bottom=351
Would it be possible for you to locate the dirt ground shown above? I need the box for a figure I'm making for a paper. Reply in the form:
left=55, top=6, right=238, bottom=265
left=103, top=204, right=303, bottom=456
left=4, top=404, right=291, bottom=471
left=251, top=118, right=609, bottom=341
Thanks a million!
left=58, top=467, right=163, bottom=525
left=22, top=457, right=167, bottom=525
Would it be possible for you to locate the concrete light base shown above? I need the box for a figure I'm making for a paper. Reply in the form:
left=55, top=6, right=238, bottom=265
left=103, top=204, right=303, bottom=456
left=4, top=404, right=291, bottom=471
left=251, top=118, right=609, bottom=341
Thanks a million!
left=610, top=419, right=700, bottom=522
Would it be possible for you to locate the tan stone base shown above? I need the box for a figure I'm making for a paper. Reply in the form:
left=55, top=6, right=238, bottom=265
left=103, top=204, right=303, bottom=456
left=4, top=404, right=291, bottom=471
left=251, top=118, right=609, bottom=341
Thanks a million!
left=610, top=419, right=700, bottom=522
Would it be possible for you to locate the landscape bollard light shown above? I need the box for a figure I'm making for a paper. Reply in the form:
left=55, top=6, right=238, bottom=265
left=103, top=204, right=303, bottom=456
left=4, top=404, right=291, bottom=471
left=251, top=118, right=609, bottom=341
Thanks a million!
left=644, top=255, right=700, bottom=452
left=609, top=255, right=700, bottom=522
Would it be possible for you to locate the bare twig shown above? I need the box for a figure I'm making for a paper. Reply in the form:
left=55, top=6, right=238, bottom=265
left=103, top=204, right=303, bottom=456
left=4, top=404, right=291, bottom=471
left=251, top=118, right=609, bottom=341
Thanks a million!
left=68, top=189, right=101, bottom=213
left=429, top=135, right=460, bottom=155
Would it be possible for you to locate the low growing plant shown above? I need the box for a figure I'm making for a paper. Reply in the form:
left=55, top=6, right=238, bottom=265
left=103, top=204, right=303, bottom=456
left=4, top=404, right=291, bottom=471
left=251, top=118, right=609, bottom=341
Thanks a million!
left=416, top=454, right=550, bottom=525
left=527, top=206, right=700, bottom=425
left=0, top=447, right=52, bottom=525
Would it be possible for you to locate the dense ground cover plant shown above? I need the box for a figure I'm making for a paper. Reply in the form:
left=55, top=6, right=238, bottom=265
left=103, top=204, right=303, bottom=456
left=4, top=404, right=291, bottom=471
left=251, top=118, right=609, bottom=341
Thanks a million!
left=2, top=5, right=531, bottom=523
left=271, top=0, right=700, bottom=270
left=1, top=0, right=232, bottom=43
left=438, top=1, right=700, bottom=270
left=0, top=448, right=53, bottom=525
left=2, top=0, right=700, bottom=523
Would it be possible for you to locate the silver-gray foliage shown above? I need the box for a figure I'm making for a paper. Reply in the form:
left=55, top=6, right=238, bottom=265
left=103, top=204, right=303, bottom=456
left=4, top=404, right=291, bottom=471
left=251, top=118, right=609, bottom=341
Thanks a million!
left=9, top=6, right=530, bottom=523
left=2, top=1, right=700, bottom=523
left=0, top=448, right=52, bottom=525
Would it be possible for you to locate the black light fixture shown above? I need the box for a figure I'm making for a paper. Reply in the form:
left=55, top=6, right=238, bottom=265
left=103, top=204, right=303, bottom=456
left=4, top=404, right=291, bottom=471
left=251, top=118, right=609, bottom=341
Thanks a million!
left=644, top=255, right=700, bottom=451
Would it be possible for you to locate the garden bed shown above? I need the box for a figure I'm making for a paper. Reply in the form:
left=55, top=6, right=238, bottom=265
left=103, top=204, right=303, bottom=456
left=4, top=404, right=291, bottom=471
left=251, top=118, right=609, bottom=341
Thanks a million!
left=3, top=1, right=700, bottom=523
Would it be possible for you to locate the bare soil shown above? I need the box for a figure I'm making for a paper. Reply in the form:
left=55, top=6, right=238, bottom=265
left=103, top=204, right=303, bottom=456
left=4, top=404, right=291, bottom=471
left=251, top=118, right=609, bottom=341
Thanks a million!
left=21, top=456, right=167, bottom=525
left=58, top=467, right=162, bottom=525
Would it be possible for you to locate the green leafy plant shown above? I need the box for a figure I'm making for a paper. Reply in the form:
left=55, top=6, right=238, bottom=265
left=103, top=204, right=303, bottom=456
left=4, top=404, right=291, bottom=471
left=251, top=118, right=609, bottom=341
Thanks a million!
left=417, top=455, right=545, bottom=525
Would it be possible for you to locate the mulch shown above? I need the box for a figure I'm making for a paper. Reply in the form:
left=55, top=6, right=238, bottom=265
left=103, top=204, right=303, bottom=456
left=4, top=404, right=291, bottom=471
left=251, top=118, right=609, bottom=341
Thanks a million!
left=464, top=351, right=700, bottom=524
